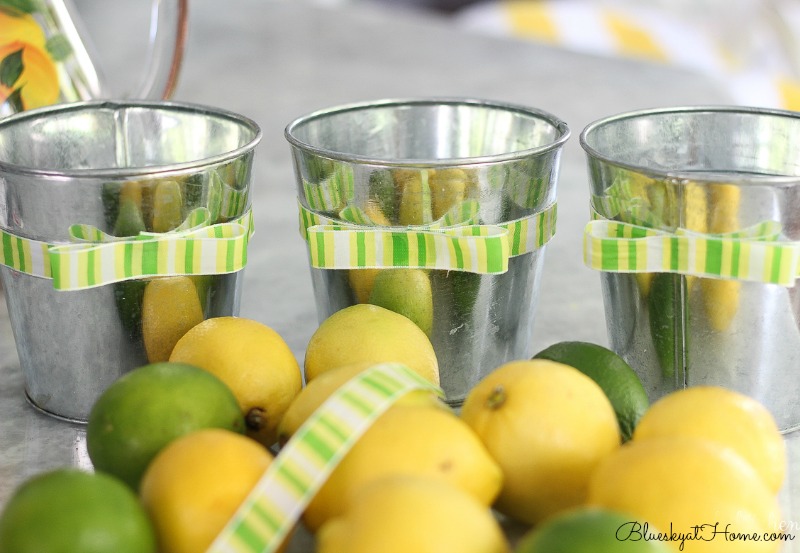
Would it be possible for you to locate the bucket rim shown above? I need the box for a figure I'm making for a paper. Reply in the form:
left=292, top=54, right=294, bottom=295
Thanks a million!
left=284, top=97, right=571, bottom=167
left=579, top=105, right=800, bottom=187
left=0, top=100, right=263, bottom=178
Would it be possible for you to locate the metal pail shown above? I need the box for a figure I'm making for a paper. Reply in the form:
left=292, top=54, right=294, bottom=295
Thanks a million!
left=581, top=106, right=800, bottom=432
left=286, top=98, right=569, bottom=404
left=0, top=100, right=262, bottom=422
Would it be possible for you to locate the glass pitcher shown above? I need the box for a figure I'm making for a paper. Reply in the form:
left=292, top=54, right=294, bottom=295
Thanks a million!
left=0, top=0, right=188, bottom=115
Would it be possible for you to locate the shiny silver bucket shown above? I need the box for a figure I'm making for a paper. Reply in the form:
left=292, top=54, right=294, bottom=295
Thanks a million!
left=0, top=101, right=261, bottom=422
left=286, top=98, right=569, bottom=404
left=581, top=106, right=800, bottom=432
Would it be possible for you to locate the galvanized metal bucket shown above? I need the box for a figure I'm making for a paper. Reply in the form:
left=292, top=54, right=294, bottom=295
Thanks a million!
left=581, top=106, right=800, bottom=432
left=0, top=100, right=261, bottom=422
left=285, top=98, right=569, bottom=405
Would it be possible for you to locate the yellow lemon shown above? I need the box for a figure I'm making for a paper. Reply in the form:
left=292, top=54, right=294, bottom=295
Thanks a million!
left=700, top=184, right=741, bottom=331
left=140, top=428, right=278, bottom=553
left=632, top=386, right=785, bottom=493
left=141, top=277, right=205, bottom=363
left=348, top=268, right=380, bottom=303
left=317, top=475, right=509, bottom=553
left=303, top=403, right=502, bottom=531
left=533, top=340, right=649, bottom=442
left=588, top=437, right=782, bottom=553
left=277, top=361, right=442, bottom=445
left=304, top=304, right=439, bottom=386
left=429, top=168, right=468, bottom=220
left=150, top=180, right=183, bottom=233
left=398, top=170, right=433, bottom=225
left=169, top=317, right=302, bottom=447
left=460, top=359, right=620, bottom=525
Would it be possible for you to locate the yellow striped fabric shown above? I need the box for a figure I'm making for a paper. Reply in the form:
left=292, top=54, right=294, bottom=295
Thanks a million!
left=459, top=0, right=800, bottom=111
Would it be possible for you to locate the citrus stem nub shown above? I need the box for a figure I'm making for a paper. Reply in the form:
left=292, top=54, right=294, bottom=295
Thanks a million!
left=245, top=407, right=265, bottom=431
left=485, top=385, right=507, bottom=410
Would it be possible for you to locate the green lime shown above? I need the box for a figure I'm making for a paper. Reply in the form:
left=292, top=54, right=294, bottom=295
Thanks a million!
left=533, top=341, right=648, bottom=441
left=0, top=469, right=157, bottom=553
left=113, top=196, right=146, bottom=237
left=648, top=272, right=683, bottom=379
left=515, top=507, right=671, bottom=553
left=87, top=362, right=245, bottom=490
left=368, top=269, right=434, bottom=336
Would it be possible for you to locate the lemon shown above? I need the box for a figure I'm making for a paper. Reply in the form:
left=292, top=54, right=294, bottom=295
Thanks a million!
left=169, top=316, right=303, bottom=447
left=460, top=359, right=620, bottom=525
left=86, top=362, right=244, bottom=490
left=368, top=268, right=433, bottom=336
left=533, top=340, right=649, bottom=441
left=304, top=304, right=439, bottom=386
left=588, top=437, right=782, bottom=553
left=397, top=170, right=432, bottom=226
left=141, top=276, right=205, bottom=363
left=141, top=428, right=277, bottom=553
left=632, top=386, right=785, bottom=493
left=151, top=179, right=183, bottom=233
left=429, top=168, right=468, bottom=220
left=318, top=475, right=509, bottom=553
left=277, top=361, right=442, bottom=445
left=700, top=184, right=742, bottom=331
left=515, top=507, right=672, bottom=553
left=348, top=268, right=380, bottom=303
left=303, top=402, right=502, bottom=531
left=0, top=469, right=156, bottom=553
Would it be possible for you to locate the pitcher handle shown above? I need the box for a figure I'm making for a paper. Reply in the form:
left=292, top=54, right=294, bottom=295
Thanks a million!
left=134, top=0, right=189, bottom=100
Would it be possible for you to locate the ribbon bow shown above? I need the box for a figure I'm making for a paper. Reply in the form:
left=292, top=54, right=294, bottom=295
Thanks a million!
left=298, top=200, right=557, bottom=275
left=0, top=208, right=253, bottom=291
left=583, top=216, right=800, bottom=286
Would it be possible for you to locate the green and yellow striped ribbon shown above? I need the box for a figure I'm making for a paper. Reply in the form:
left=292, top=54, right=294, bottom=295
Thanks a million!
left=302, top=165, right=356, bottom=213
left=0, top=210, right=254, bottom=291
left=298, top=201, right=557, bottom=274
left=208, top=363, right=443, bottom=553
left=583, top=217, right=800, bottom=286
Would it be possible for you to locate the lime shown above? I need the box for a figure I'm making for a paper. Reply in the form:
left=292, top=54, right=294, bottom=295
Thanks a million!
left=368, top=269, right=433, bottom=336
left=533, top=341, right=649, bottom=441
left=647, top=273, right=680, bottom=379
left=0, top=469, right=156, bottom=553
left=515, top=507, right=671, bottom=553
left=86, top=362, right=245, bottom=490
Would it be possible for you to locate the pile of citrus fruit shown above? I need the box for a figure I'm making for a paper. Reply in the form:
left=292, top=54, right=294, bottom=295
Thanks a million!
left=0, top=303, right=789, bottom=553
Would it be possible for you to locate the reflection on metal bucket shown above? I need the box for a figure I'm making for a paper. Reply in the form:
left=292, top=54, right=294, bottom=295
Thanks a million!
left=286, top=98, right=570, bottom=405
left=581, top=106, right=800, bottom=432
left=0, top=101, right=261, bottom=422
